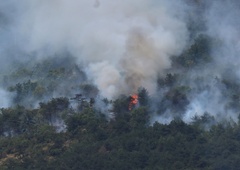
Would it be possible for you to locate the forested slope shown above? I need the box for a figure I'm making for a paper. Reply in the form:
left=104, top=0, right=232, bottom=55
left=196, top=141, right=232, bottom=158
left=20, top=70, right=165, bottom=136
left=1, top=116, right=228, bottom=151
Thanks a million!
left=1, top=103, right=240, bottom=169
left=1, top=0, right=240, bottom=169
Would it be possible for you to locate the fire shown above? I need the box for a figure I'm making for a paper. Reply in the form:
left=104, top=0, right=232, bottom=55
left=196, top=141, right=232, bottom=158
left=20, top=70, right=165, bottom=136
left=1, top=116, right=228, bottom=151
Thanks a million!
left=129, top=94, right=138, bottom=110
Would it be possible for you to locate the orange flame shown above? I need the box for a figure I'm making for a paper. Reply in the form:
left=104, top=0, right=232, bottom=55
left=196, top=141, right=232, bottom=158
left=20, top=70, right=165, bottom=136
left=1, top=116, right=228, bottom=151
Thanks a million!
left=129, top=94, right=138, bottom=110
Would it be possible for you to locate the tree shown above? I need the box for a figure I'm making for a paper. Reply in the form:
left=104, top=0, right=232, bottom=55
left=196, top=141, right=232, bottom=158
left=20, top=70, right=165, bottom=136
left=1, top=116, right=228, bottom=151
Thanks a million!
left=130, top=107, right=150, bottom=129
left=39, top=97, right=69, bottom=124
left=112, top=95, right=129, bottom=114
left=138, top=87, right=149, bottom=107
left=174, top=34, right=212, bottom=68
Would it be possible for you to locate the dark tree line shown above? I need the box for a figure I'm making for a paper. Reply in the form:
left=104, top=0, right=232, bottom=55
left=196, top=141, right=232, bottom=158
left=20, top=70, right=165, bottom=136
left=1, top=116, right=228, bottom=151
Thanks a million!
left=0, top=95, right=240, bottom=169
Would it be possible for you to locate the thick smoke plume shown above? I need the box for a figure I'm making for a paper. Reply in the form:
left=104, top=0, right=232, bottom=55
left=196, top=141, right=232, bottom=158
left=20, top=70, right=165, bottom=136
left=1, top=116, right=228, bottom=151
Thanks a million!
left=1, top=0, right=240, bottom=124
left=0, top=0, right=189, bottom=99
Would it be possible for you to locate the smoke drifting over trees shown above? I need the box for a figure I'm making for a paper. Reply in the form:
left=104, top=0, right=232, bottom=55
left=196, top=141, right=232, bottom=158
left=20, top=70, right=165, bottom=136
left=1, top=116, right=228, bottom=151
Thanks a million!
left=0, top=0, right=240, bottom=124
left=0, top=0, right=189, bottom=97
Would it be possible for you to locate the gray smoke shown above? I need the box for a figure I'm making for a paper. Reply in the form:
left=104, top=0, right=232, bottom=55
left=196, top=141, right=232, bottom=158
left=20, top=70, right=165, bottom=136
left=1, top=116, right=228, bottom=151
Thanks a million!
left=152, top=0, right=240, bottom=124
left=0, top=0, right=189, bottom=99
left=1, top=0, right=240, bottom=125
left=183, top=0, right=240, bottom=123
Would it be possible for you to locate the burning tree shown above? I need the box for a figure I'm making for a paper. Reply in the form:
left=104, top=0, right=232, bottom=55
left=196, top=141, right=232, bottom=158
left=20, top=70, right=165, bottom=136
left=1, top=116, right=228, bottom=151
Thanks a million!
left=129, top=94, right=139, bottom=111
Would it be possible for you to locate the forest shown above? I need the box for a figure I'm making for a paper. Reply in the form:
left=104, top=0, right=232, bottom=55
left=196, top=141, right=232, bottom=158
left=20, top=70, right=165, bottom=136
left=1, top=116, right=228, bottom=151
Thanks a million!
left=0, top=35, right=240, bottom=169
left=1, top=0, right=240, bottom=169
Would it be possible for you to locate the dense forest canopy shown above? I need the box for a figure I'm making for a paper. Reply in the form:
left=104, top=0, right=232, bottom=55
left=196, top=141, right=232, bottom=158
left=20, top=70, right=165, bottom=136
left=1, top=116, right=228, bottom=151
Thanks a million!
left=0, top=0, right=240, bottom=169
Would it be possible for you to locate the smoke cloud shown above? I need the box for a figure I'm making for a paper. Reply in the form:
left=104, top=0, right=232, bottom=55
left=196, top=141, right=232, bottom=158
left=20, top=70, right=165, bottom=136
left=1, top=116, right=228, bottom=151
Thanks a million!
left=1, top=0, right=240, bottom=124
left=182, top=0, right=240, bottom=123
left=0, top=0, right=189, bottom=99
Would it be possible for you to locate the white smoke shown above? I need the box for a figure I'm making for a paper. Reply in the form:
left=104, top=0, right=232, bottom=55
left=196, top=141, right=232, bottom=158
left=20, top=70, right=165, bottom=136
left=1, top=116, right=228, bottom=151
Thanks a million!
left=5, top=0, right=189, bottom=99
left=0, top=89, right=12, bottom=108
left=1, top=0, right=240, bottom=125
left=183, top=0, right=240, bottom=123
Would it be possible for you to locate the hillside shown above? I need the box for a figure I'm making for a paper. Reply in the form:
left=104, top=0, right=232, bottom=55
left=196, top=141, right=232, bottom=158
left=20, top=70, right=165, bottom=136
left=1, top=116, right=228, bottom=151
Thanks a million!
left=1, top=0, right=240, bottom=169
